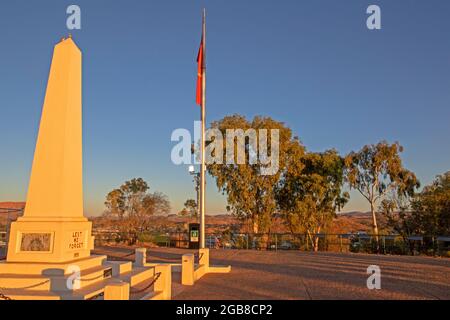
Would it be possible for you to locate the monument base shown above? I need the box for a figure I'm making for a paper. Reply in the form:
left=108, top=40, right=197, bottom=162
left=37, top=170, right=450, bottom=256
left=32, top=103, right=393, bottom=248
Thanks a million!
left=6, top=217, right=93, bottom=263
left=0, top=251, right=171, bottom=300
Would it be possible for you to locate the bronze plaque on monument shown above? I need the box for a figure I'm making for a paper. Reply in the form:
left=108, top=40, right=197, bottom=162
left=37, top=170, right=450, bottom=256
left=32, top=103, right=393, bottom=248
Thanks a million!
left=20, top=233, right=52, bottom=252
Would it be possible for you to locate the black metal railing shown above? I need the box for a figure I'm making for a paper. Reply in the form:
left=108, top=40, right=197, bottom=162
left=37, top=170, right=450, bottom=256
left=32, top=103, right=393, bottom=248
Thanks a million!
left=91, top=230, right=450, bottom=257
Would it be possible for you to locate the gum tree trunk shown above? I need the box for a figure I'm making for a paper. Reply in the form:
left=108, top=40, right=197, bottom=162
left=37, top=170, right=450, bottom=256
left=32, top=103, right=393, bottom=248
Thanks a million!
left=370, top=201, right=380, bottom=252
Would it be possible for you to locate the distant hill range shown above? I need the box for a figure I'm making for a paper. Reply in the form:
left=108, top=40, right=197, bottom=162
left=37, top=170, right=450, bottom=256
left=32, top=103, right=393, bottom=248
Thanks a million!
left=338, top=211, right=372, bottom=218
left=0, top=202, right=25, bottom=226
left=0, top=202, right=25, bottom=210
left=0, top=202, right=377, bottom=234
left=333, top=211, right=376, bottom=234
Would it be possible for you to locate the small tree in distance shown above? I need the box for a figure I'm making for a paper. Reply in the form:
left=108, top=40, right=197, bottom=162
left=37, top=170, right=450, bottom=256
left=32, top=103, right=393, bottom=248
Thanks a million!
left=179, top=199, right=198, bottom=218
left=104, top=178, right=171, bottom=244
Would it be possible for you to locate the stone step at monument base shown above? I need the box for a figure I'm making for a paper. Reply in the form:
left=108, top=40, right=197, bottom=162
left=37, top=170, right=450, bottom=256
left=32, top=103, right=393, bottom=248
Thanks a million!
left=59, top=279, right=116, bottom=300
left=0, top=289, right=62, bottom=300
left=0, top=255, right=107, bottom=276
left=66, top=265, right=114, bottom=290
left=0, top=274, right=52, bottom=291
left=57, top=264, right=159, bottom=300
left=0, top=255, right=113, bottom=292
left=0, top=261, right=159, bottom=300
left=0, top=267, right=112, bottom=294
left=121, top=265, right=157, bottom=287
left=104, top=260, right=132, bottom=276
left=0, top=280, right=111, bottom=300
left=126, top=275, right=162, bottom=300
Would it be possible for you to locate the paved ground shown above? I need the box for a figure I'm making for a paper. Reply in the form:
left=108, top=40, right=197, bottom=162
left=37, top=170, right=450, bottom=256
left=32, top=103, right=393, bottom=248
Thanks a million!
left=94, top=246, right=450, bottom=300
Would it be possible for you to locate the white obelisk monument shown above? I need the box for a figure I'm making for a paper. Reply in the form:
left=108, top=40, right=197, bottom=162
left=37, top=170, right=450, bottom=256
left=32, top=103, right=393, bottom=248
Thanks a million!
left=0, top=37, right=172, bottom=301
left=6, top=36, right=93, bottom=263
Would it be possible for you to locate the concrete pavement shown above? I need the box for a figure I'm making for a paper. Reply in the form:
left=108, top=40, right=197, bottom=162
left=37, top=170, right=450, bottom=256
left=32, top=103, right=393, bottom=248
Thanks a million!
left=94, top=246, right=450, bottom=300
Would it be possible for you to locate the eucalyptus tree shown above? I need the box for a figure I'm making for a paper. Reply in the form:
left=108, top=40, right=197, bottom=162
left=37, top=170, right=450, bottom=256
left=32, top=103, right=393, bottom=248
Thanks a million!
left=410, top=171, right=450, bottom=236
left=179, top=199, right=198, bottom=218
left=104, top=178, right=171, bottom=243
left=206, top=114, right=296, bottom=235
left=344, top=142, right=419, bottom=249
left=276, top=149, right=349, bottom=251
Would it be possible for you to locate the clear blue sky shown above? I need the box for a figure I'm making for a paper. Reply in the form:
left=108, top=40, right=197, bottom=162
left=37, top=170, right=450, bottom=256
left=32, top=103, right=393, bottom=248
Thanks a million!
left=1, top=0, right=449, bottom=216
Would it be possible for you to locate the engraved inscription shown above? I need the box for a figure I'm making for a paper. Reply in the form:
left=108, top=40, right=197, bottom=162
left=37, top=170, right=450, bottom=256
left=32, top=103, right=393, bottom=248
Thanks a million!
left=69, top=231, right=86, bottom=250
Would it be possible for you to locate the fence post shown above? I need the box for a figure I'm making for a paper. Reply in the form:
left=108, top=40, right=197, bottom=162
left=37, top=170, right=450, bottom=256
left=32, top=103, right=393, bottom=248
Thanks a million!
left=275, top=234, right=278, bottom=251
left=432, top=237, right=436, bottom=256
left=181, top=254, right=195, bottom=285
left=154, top=264, right=172, bottom=300
left=134, top=248, right=146, bottom=267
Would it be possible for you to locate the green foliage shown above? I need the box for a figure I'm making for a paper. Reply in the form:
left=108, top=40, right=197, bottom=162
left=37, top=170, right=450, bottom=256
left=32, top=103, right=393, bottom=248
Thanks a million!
left=276, top=149, right=349, bottom=250
left=104, top=178, right=171, bottom=242
left=207, top=114, right=296, bottom=233
left=179, top=199, right=198, bottom=217
left=344, top=141, right=419, bottom=239
left=411, top=172, right=450, bottom=235
left=137, top=232, right=170, bottom=245
left=381, top=199, right=417, bottom=238
left=386, top=171, right=450, bottom=237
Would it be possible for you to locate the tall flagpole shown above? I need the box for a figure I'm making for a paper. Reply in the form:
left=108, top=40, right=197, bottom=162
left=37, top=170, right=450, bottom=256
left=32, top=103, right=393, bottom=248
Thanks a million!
left=200, top=8, right=206, bottom=249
